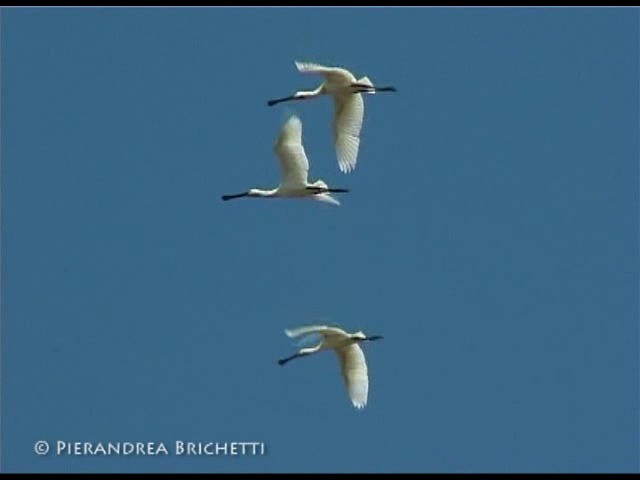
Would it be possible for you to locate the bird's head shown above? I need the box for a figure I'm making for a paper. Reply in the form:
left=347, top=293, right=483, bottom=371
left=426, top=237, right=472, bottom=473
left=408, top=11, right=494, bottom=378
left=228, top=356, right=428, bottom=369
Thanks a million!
left=351, top=331, right=367, bottom=341
left=365, top=335, right=384, bottom=342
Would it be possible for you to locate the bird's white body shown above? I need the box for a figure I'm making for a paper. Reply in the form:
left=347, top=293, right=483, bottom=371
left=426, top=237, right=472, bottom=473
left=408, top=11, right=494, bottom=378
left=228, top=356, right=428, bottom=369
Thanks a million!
left=280, top=325, right=383, bottom=409
left=274, top=61, right=395, bottom=175
left=221, top=115, right=347, bottom=206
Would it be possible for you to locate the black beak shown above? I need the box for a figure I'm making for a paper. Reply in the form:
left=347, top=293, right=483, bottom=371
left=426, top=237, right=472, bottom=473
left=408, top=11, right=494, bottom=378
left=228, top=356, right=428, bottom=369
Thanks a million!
left=221, top=192, right=249, bottom=201
left=366, top=335, right=384, bottom=341
left=267, top=95, right=296, bottom=107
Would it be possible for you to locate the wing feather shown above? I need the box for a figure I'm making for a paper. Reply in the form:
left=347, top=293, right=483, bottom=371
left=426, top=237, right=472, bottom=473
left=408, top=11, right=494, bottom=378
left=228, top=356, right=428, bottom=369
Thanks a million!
left=333, top=93, right=365, bottom=173
left=295, top=61, right=356, bottom=84
left=274, top=115, right=309, bottom=188
left=336, top=343, right=369, bottom=409
left=285, top=325, right=348, bottom=339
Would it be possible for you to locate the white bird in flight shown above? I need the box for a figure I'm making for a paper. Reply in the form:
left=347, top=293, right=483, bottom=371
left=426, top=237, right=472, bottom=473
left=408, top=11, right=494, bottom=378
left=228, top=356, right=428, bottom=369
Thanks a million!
left=267, top=61, right=397, bottom=174
left=221, top=115, right=349, bottom=206
left=278, top=324, right=384, bottom=409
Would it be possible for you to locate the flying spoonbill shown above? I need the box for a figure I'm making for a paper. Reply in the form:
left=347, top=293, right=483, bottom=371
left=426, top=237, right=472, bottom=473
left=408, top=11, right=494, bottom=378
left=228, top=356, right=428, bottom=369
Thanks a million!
left=278, top=325, right=383, bottom=409
left=267, top=61, right=397, bottom=174
left=221, top=115, right=349, bottom=206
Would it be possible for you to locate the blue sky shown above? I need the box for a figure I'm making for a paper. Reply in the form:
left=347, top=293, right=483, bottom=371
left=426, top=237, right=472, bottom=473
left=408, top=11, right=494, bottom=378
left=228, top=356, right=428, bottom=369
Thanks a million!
left=1, top=7, right=638, bottom=473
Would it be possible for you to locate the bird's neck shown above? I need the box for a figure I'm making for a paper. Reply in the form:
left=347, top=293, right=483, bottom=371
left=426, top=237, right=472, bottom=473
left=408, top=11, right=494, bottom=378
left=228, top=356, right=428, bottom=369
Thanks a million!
left=297, top=86, right=324, bottom=98
left=248, top=188, right=278, bottom=198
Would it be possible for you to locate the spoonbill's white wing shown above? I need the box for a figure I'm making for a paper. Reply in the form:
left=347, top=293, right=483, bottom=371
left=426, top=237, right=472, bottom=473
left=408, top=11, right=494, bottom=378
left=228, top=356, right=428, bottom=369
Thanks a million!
left=274, top=115, right=309, bottom=188
left=336, top=343, right=369, bottom=409
left=285, top=325, right=348, bottom=339
left=295, top=61, right=356, bottom=84
left=293, top=332, right=324, bottom=348
left=333, top=92, right=365, bottom=173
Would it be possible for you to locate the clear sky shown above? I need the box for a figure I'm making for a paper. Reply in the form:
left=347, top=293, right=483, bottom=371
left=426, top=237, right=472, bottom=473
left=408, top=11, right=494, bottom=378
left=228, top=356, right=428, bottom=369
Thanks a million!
left=1, top=7, right=638, bottom=473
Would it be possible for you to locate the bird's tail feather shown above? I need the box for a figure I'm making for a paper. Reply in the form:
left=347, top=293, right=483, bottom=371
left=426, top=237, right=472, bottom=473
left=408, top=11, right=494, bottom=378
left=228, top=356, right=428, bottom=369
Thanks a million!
left=312, top=194, right=340, bottom=206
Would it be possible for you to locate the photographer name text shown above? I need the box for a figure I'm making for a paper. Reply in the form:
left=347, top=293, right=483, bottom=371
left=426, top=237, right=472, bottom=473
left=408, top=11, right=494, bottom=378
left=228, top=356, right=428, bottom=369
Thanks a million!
left=34, top=440, right=266, bottom=457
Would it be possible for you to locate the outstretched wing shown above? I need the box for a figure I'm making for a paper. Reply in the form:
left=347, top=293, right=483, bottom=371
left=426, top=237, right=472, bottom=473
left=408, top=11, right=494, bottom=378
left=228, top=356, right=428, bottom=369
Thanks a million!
left=336, top=343, right=369, bottom=409
left=333, top=92, right=365, bottom=174
left=274, top=115, right=309, bottom=188
left=285, top=325, right=348, bottom=339
left=295, top=61, right=357, bottom=84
